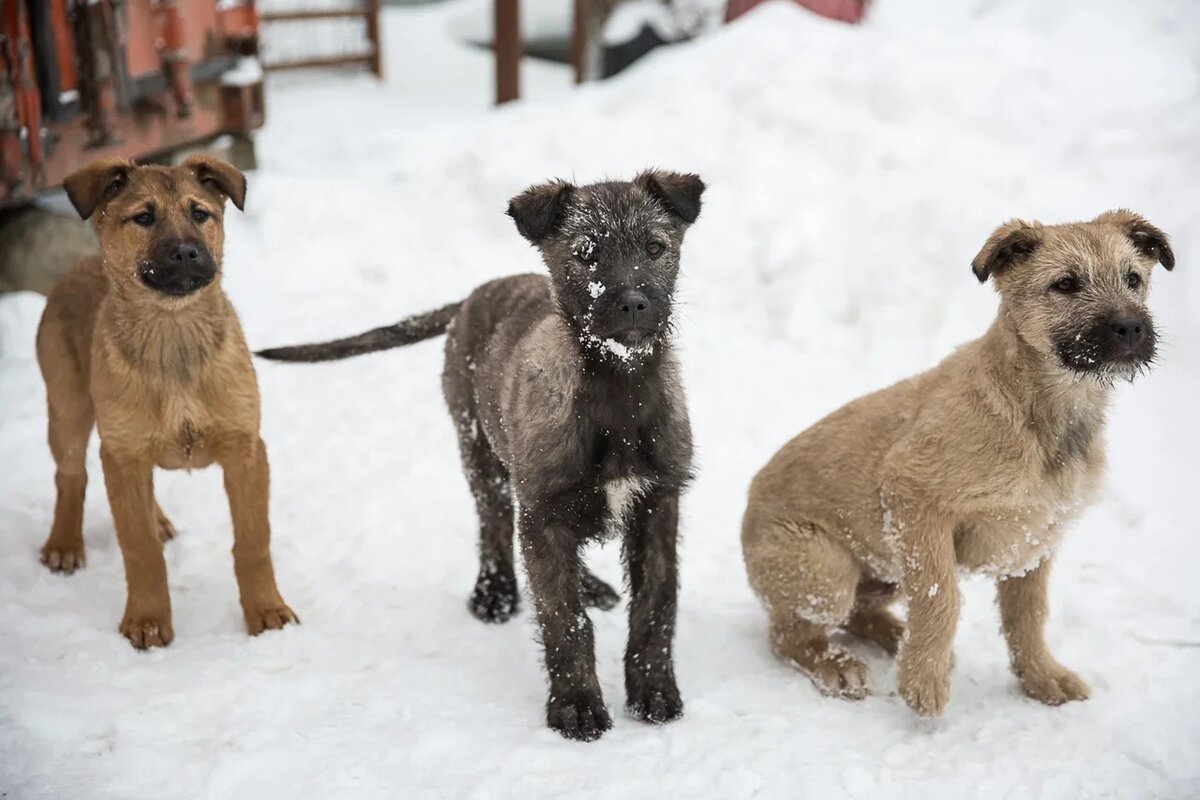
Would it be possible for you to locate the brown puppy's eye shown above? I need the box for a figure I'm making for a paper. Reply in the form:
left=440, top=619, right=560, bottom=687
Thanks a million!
left=1051, top=276, right=1080, bottom=294
left=133, top=210, right=155, bottom=227
left=646, top=241, right=664, bottom=258
left=1125, top=272, right=1142, bottom=290
left=192, top=207, right=210, bottom=223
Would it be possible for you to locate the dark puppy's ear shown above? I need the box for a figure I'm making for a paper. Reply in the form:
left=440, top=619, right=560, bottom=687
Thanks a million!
left=1095, top=209, right=1175, bottom=271
left=63, top=158, right=135, bottom=220
left=636, top=170, right=705, bottom=224
left=971, top=219, right=1043, bottom=283
left=182, top=154, right=247, bottom=211
left=507, top=180, right=575, bottom=244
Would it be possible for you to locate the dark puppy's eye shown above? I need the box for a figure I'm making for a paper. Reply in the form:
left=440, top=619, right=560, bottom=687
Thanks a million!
left=133, top=210, right=155, bottom=227
left=574, top=239, right=597, bottom=264
left=1125, top=272, right=1142, bottom=290
left=1051, top=276, right=1080, bottom=294
left=192, top=207, right=210, bottom=223
left=646, top=241, right=664, bottom=258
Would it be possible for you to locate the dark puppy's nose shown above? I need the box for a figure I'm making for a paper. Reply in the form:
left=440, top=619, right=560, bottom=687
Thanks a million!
left=617, top=290, right=651, bottom=327
left=1109, top=317, right=1145, bottom=347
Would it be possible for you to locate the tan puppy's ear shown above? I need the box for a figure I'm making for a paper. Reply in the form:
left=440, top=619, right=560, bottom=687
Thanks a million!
left=1095, top=209, right=1175, bottom=271
left=62, top=158, right=136, bottom=220
left=507, top=180, right=575, bottom=244
left=183, top=154, right=247, bottom=211
left=636, top=169, right=705, bottom=224
left=971, top=219, right=1043, bottom=283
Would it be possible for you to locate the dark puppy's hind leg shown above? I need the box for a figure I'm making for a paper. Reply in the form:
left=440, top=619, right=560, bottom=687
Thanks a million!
left=457, top=416, right=520, bottom=624
left=581, top=567, right=620, bottom=611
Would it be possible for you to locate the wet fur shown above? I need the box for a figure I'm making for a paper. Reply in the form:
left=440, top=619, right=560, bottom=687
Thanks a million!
left=741, top=210, right=1174, bottom=715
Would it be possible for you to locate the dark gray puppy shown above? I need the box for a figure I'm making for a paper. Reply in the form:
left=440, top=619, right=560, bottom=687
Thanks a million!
left=257, top=170, right=705, bottom=741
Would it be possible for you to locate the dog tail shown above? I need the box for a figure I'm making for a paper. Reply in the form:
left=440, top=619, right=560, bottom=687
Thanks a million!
left=255, top=301, right=463, bottom=363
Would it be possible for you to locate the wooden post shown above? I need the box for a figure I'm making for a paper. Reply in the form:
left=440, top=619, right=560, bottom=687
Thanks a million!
left=366, top=0, right=383, bottom=78
left=572, top=0, right=587, bottom=85
left=494, top=0, right=519, bottom=104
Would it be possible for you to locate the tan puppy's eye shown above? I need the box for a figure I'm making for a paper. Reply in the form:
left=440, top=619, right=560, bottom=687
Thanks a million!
left=646, top=241, right=664, bottom=258
left=192, top=207, right=210, bottom=223
left=132, top=210, right=155, bottom=227
left=1051, top=276, right=1081, bottom=294
left=1125, top=272, right=1142, bottom=290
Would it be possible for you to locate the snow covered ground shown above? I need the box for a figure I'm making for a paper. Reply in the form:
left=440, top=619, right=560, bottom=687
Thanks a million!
left=2, top=1, right=1198, bottom=797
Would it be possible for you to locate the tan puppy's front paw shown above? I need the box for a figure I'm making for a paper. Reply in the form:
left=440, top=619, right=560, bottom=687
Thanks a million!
left=244, top=603, right=299, bottom=635
left=1017, top=662, right=1090, bottom=706
left=154, top=507, right=178, bottom=543
left=898, top=657, right=951, bottom=717
left=120, top=615, right=174, bottom=649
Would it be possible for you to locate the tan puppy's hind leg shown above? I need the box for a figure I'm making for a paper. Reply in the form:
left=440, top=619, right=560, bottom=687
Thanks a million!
left=846, top=586, right=904, bottom=655
left=998, top=557, right=1090, bottom=706
left=770, top=612, right=870, bottom=699
left=744, top=512, right=868, bottom=698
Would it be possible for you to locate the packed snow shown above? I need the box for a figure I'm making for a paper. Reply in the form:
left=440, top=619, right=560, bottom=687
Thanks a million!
left=2, top=0, right=1198, bottom=797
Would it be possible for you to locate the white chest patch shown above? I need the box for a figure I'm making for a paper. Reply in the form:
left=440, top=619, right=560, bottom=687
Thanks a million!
left=604, top=476, right=650, bottom=528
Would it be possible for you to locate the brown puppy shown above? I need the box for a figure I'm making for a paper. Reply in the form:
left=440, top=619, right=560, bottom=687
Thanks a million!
left=36, top=156, right=296, bottom=649
left=742, top=211, right=1174, bottom=716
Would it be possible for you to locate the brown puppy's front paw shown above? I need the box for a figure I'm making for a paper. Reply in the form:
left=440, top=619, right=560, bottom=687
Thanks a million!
left=898, top=658, right=951, bottom=717
left=547, top=691, right=612, bottom=742
left=807, top=649, right=871, bottom=700
left=41, top=542, right=86, bottom=574
left=1017, top=662, right=1091, bottom=706
left=244, top=603, right=299, bottom=635
left=120, top=615, right=174, bottom=649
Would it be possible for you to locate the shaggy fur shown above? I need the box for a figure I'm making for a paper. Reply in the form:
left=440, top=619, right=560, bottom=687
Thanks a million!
left=36, top=157, right=296, bottom=649
left=741, top=210, right=1174, bottom=716
left=257, top=170, right=705, bottom=741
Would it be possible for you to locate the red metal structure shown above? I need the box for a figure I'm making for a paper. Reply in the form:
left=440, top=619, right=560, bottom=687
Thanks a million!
left=726, top=0, right=867, bottom=24
left=0, top=0, right=266, bottom=207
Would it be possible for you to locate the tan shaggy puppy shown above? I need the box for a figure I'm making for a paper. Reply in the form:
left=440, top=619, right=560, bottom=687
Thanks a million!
left=36, top=156, right=297, bottom=649
left=742, top=211, right=1175, bottom=716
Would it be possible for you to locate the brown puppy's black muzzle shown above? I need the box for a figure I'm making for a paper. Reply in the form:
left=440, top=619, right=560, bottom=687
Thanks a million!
left=141, top=239, right=216, bottom=296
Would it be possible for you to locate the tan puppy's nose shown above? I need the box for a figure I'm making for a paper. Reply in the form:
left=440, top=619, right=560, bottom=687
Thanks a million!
left=1108, top=317, right=1145, bottom=347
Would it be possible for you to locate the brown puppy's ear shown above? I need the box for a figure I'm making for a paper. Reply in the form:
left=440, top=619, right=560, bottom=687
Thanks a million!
left=636, top=170, right=705, bottom=224
left=62, top=158, right=135, bottom=220
left=182, top=154, right=247, bottom=211
left=507, top=180, right=575, bottom=244
left=1095, top=209, right=1175, bottom=271
left=971, top=219, right=1043, bottom=283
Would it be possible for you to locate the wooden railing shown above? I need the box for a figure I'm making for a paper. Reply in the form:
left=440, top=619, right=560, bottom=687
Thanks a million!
left=259, top=1, right=382, bottom=77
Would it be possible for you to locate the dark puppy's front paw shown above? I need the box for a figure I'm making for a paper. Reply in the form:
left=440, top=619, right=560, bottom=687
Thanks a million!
left=627, top=680, right=683, bottom=725
left=581, top=570, right=620, bottom=611
left=468, top=570, right=519, bottom=623
left=547, top=691, right=613, bottom=742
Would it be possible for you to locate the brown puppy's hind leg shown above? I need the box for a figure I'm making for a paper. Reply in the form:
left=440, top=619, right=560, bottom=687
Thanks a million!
left=744, top=512, right=868, bottom=698
left=38, top=334, right=94, bottom=575
left=154, top=500, right=177, bottom=543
